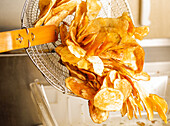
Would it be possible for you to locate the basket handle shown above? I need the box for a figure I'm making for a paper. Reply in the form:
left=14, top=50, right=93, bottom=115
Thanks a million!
left=0, top=25, right=57, bottom=53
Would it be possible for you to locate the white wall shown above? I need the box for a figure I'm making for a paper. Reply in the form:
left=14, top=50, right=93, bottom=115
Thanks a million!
left=0, top=0, right=25, bottom=31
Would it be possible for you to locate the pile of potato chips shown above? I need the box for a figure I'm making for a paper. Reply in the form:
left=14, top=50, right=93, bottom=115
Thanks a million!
left=36, top=0, right=168, bottom=124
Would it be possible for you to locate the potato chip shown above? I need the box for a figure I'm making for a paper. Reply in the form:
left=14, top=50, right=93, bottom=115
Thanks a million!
left=95, top=32, right=120, bottom=55
left=35, top=0, right=58, bottom=27
left=55, top=46, right=80, bottom=66
left=77, top=59, right=90, bottom=70
left=133, top=81, right=153, bottom=121
left=128, top=96, right=138, bottom=119
left=74, top=1, right=87, bottom=26
left=65, top=77, right=96, bottom=100
left=52, top=0, right=78, bottom=15
left=149, top=94, right=168, bottom=123
left=45, top=10, right=69, bottom=27
left=94, top=88, right=124, bottom=111
left=60, top=23, right=68, bottom=45
left=65, top=63, right=86, bottom=81
left=87, top=56, right=104, bottom=76
left=121, top=101, right=127, bottom=117
left=134, top=26, right=149, bottom=40
left=114, top=79, right=132, bottom=102
left=86, top=0, right=102, bottom=20
left=68, top=44, right=86, bottom=58
left=86, top=32, right=107, bottom=56
left=126, top=99, right=133, bottom=120
left=89, top=100, right=109, bottom=124
left=39, top=0, right=51, bottom=12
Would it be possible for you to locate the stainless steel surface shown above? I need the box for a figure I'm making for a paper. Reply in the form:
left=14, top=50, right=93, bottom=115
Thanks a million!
left=21, top=0, right=133, bottom=94
left=0, top=56, right=48, bottom=126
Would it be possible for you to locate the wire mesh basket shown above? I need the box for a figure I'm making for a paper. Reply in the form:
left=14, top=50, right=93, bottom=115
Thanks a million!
left=21, top=0, right=133, bottom=94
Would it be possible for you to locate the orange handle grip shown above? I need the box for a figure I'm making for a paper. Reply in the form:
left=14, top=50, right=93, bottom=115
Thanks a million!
left=0, top=25, right=57, bottom=53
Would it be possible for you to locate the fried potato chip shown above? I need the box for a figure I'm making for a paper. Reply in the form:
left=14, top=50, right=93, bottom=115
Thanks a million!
left=60, top=23, right=68, bottom=44
left=68, top=44, right=86, bottom=58
left=114, top=79, right=132, bottom=102
left=39, top=0, right=51, bottom=12
left=45, top=10, right=69, bottom=27
left=133, top=81, right=153, bottom=121
left=121, top=101, right=127, bottom=117
left=52, top=0, right=78, bottom=15
left=86, top=32, right=107, bottom=56
left=87, top=56, right=104, bottom=76
left=128, top=95, right=138, bottom=119
left=55, top=46, right=80, bottom=66
left=74, top=1, right=87, bottom=26
left=89, top=100, right=109, bottom=124
left=134, top=26, right=149, bottom=40
left=133, top=46, right=145, bottom=73
left=133, top=71, right=150, bottom=81
left=86, top=0, right=102, bottom=20
left=35, top=0, right=58, bottom=27
left=94, top=88, right=124, bottom=111
left=101, top=70, right=118, bottom=89
left=65, top=77, right=96, bottom=100
left=77, top=58, right=90, bottom=70
left=127, top=99, right=133, bottom=120
left=149, top=94, right=168, bottom=124
left=65, top=63, right=86, bottom=81
left=95, top=32, right=120, bottom=55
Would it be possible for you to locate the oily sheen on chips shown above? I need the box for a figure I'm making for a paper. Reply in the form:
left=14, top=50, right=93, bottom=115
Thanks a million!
left=36, top=0, right=168, bottom=124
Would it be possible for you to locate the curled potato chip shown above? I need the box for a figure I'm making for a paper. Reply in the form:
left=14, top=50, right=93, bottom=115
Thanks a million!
left=149, top=94, right=168, bottom=124
left=94, top=88, right=124, bottom=111
left=133, top=81, right=153, bottom=121
left=55, top=46, right=80, bottom=66
left=65, top=77, right=96, bottom=100
left=65, top=63, right=86, bottom=81
left=134, top=26, right=149, bottom=40
left=89, top=100, right=109, bottom=124
left=45, top=10, right=69, bottom=27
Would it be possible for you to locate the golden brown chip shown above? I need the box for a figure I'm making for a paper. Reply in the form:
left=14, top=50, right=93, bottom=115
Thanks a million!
left=114, top=79, right=132, bottom=102
left=126, top=99, right=133, bottom=120
left=89, top=100, right=109, bottom=124
left=128, top=96, right=138, bottom=119
left=133, top=81, right=153, bottom=121
left=52, top=0, right=78, bottom=15
left=87, top=56, right=104, bottom=76
left=45, top=10, right=69, bottom=27
left=121, top=101, right=127, bottom=117
left=65, top=77, right=96, bottom=100
left=39, top=0, right=51, bottom=12
left=65, top=63, right=86, bottom=81
left=77, top=59, right=91, bottom=70
left=86, top=0, right=102, bottom=20
left=94, top=88, right=124, bottom=111
left=55, top=46, right=80, bottom=66
left=86, top=32, right=107, bottom=56
left=60, top=23, right=68, bottom=44
left=134, top=26, right=149, bottom=40
left=68, top=44, right=86, bottom=58
left=149, top=94, right=168, bottom=124
left=35, top=0, right=58, bottom=27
